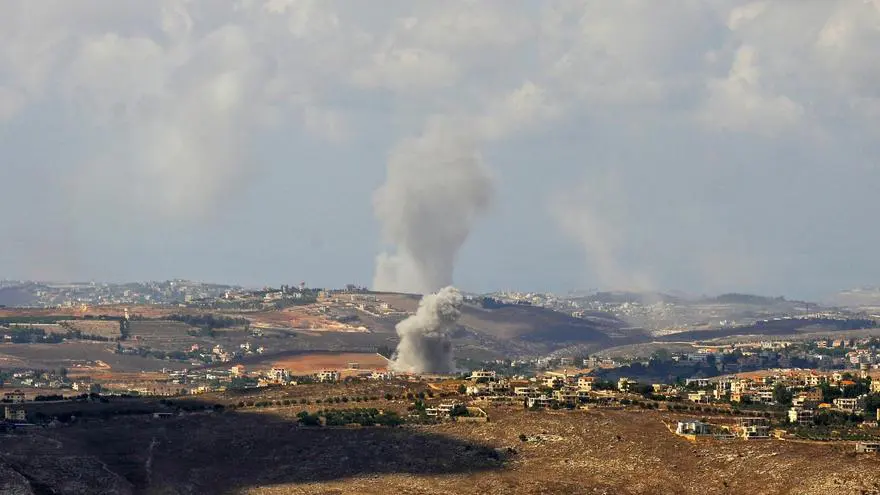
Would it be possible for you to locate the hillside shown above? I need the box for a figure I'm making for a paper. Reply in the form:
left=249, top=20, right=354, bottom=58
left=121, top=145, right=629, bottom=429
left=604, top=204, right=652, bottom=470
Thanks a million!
left=0, top=287, right=37, bottom=307
left=657, top=317, right=878, bottom=343
left=0, top=404, right=877, bottom=494
left=372, top=293, right=637, bottom=355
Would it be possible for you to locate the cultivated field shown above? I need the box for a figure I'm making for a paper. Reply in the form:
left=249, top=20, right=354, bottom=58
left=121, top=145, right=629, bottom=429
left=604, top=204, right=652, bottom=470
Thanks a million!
left=0, top=342, right=187, bottom=373
left=268, top=351, right=389, bottom=374
left=63, top=320, right=122, bottom=339
left=127, top=321, right=203, bottom=351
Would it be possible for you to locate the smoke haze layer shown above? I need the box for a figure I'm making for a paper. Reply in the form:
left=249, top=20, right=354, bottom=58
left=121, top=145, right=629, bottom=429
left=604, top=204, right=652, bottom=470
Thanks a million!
left=372, top=121, right=492, bottom=295
left=390, top=286, right=463, bottom=374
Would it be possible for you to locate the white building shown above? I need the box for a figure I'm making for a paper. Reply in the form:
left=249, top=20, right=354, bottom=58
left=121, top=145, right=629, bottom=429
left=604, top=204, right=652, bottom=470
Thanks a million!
left=833, top=396, right=866, bottom=413
left=676, top=420, right=710, bottom=436
left=527, top=395, right=553, bottom=408
left=270, top=368, right=291, bottom=384
left=514, top=386, right=538, bottom=397
left=3, top=391, right=24, bottom=404
left=617, top=377, right=636, bottom=392
left=426, top=401, right=460, bottom=417
left=316, top=370, right=340, bottom=382
left=470, top=370, right=497, bottom=381
left=4, top=406, right=25, bottom=422
left=577, top=376, right=595, bottom=391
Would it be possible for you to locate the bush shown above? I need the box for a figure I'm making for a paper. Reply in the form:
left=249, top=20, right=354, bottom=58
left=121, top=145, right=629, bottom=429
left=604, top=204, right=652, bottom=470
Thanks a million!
left=299, top=398, right=307, bottom=404
left=519, top=433, right=528, bottom=442
left=384, top=393, right=393, bottom=401
left=297, top=410, right=320, bottom=426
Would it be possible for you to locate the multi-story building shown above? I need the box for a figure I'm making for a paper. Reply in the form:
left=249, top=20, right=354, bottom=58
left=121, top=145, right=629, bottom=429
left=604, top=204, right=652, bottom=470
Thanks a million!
left=617, top=377, right=636, bottom=393
left=526, top=395, right=553, bottom=409
left=3, top=390, right=25, bottom=404
left=793, top=389, right=823, bottom=407
left=270, top=368, right=291, bottom=384
left=316, top=370, right=340, bottom=383
left=788, top=407, right=815, bottom=426
left=514, top=386, right=538, bottom=397
left=833, top=396, right=866, bottom=414
left=4, top=406, right=25, bottom=422
left=469, top=370, right=497, bottom=381
left=738, top=418, right=770, bottom=439
left=577, top=376, right=595, bottom=391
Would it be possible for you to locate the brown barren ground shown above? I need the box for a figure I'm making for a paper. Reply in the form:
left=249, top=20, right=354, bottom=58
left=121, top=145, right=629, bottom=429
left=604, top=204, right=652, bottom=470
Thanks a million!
left=268, top=352, right=389, bottom=374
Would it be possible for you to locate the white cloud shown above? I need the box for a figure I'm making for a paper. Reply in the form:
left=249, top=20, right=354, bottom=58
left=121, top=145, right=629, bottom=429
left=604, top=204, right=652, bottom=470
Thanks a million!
left=1, top=0, right=879, bottom=290
left=479, top=81, right=561, bottom=140
left=699, top=45, right=805, bottom=136
left=352, top=48, right=460, bottom=92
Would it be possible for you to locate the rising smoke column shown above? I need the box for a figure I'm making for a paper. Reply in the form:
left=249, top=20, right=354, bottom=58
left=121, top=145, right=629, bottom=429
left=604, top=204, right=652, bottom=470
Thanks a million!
left=390, top=286, right=463, bottom=374
left=373, top=120, right=493, bottom=295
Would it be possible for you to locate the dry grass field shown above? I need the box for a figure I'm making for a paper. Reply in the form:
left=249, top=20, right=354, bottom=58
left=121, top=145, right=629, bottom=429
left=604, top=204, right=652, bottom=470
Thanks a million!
left=0, top=342, right=187, bottom=373
left=2, top=399, right=879, bottom=494
left=267, top=352, right=389, bottom=374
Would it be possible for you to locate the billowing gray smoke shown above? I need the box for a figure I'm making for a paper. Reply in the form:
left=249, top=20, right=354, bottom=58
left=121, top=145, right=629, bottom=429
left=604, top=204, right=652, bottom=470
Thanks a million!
left=390, top=286, right=463, bottom=374
left=373, top=120, right=493, bottom=295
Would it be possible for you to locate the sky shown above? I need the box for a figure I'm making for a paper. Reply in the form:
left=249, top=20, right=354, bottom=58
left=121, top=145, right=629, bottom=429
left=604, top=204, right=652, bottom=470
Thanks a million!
left=1, top=0, right=879, bottom=300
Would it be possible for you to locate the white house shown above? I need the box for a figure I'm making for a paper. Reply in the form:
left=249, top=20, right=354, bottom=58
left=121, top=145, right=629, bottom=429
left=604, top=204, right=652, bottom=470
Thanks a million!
left=316, top=370, right=340, bottom=383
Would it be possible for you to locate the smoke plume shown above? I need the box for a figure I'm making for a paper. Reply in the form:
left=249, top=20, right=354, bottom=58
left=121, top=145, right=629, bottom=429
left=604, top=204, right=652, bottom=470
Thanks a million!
left=372, top=120, right=493, bottom=294
left=390, top=286, right=463, bottom=374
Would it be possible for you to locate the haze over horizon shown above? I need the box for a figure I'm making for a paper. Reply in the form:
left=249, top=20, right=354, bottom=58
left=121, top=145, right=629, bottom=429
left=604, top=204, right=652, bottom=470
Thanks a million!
left=2, top=1, right=880, bottom=301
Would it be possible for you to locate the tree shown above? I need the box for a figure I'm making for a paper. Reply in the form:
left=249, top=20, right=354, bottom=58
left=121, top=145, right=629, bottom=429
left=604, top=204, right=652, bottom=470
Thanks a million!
left=651, top=348, right=672, bottom=363
left=519, top=434, right=528, bottom=442
left=457, top=384, right=467, bottom=394
left=865, top=394, right=880, bottom=414
left=450, top=404, right=469, bottom=417
left=705, top=354, right=717, bottom=368
left=773, top=384, right=793, bottom=406
left=296, top=411, right=320, bottom=426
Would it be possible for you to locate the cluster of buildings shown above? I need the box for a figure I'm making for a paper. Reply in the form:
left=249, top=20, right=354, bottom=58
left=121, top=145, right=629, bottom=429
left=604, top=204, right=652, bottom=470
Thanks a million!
left=7, top=280, right=237, bottom=308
